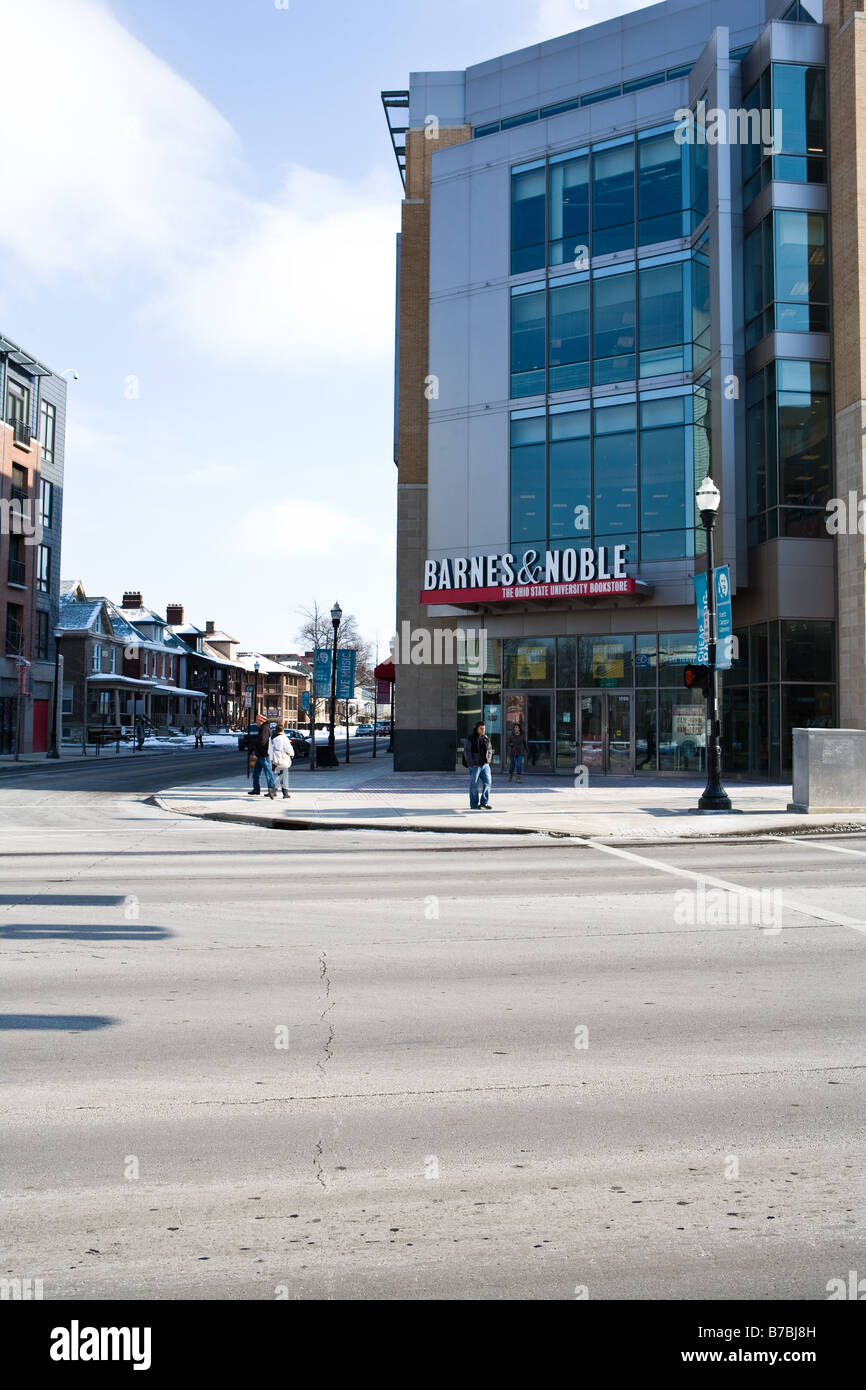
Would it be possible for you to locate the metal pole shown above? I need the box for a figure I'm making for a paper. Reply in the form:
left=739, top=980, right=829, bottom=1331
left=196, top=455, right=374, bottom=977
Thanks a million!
left=47, top=639, right=62, bottom=758
left=326, top=620, right=339, bottom=767
left=345, top=700, right=350, bottom=763
left=373, top=680, right=378, bottom=759
left=698, top=513, right=731, bottom=812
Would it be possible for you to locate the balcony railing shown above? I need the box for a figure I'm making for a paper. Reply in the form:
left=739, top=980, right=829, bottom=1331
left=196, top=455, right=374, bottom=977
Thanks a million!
left=9, top=417, right=32, bottom=448
left=7, top=559, right=26, bottom=586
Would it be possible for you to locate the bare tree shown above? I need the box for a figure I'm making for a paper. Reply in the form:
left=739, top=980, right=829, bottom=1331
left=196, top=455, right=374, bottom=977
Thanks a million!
left=295, top=604, right=375, bottom=686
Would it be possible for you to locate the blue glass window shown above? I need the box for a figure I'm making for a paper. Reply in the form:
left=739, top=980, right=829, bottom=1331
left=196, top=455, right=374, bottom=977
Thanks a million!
left=549, top=278, right=589, bottom=392
left=592, top=270, right=635, bottom=385
left=510, top=413, right=546, bottom=551
left=639, top=259, right=689, bottom=378
left=549, top=151, right=589, bottom=266
left=510, top=287, right=546, bottom=398
left=592, top=141, right=635, bottom=256
left=593, top=403, right=637, bottom=541
left=511, top=165, right=546, bottom=273
left=638, top=130, right=687, bottom=245
left=549, top=407, right=590, bottom=542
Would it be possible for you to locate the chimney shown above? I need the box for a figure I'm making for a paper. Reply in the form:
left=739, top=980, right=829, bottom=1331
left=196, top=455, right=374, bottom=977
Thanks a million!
left=166, top=604, right=184, bottom=626
left=122, top=591, right=143, bottom=609
left=205, top=620, right=216, bottom=634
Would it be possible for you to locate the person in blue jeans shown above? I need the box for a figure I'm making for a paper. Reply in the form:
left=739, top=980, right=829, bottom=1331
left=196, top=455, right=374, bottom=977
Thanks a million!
left=248, top=714, right=277, bottom=799
left=462, top=720, right=493, bottom=809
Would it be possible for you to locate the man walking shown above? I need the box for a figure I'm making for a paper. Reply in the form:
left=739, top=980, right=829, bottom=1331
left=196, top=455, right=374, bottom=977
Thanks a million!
left=248, top=714, right=277, bottom=799
left=462, top=720, right=493, bottom=809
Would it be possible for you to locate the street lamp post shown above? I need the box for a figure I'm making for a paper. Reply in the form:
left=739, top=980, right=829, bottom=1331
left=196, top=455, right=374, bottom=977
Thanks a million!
left=254, top=660, right=260, bottom=719
left=324, top=601, right=342, bottom=768
left=696, top=477, right=732, bottom=812
left=47, top=627, right=63, bottom=758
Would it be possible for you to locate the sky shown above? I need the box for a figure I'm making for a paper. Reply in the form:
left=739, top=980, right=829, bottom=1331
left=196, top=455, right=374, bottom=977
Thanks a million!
left=0, top=0, right=653, bottom=655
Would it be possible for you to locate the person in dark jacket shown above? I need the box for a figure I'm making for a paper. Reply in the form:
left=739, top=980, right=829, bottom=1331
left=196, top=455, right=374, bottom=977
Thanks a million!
left=507, top=722, right=529, bottom=782
left=248, top=714, right=277, bottom=799
left=462, top=720, right=493, bottom=809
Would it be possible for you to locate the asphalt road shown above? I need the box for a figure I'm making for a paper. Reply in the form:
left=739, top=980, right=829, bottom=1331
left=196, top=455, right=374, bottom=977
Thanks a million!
left=1, top=757, right=863, bottom=1300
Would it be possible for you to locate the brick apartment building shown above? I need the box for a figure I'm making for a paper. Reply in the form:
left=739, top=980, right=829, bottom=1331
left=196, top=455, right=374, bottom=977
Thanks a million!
left=0, top=333, right=66, bottom=754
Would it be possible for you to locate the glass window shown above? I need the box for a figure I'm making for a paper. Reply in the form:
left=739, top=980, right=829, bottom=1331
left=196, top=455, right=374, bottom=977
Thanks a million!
left=592, top=141, right=635, bottom=256
left=37, top=544, right=50, bottom=593
left=773, top=211, right=828, bottom=332
left=635, top=634, right=657, bottom=687
left=691, top=234, right=710, bottom=367
left=773, top=63, right=826, bottom=170
left=556, top=691, right=577, bottom=768
left=639, top=260, right=688, bottom=377
left=549, top=279, right=589, bottom=391
left=549, top=408, right=590, bottom=541
left=781, top=684, right=834, bottom=773
left=39, top=401, right=56, bottom=465
left=593, top=403, right=636, bottom=537
left=504, top=638, right=555, bottom=688
left=690, top=122, right=709, bottom=226
left=579, top=635, right=634, bottom=688
left=638, top=130, right=686, bottom=246
left=6, top=378, right=29, bottom=424
left=778, top=364, right=831, bottom=511
left=636, top=690, right=658, bottom=771
left=556, top=637, right=577, bottom=688
left=510, top=414, right=546, bottom=551
left=659, top=688, right=705, bottom=771
left=35, top=610, right=49, bottom=662
left=511, top=288, right=546, bottom=397
left=782, top=620, right=834, bottom=682
left=549, top=152, right=589, bottom=266
left=659, top=632, right=696, bottom=686
left=511, top=166, right=546, bottom=273
left=750, top=624, right=768, bottom=685
left=39, top=478, right=53, bottom=530
left=641, top=414, right=687, bottom=540
left=592, top=271, right=635, bottom=384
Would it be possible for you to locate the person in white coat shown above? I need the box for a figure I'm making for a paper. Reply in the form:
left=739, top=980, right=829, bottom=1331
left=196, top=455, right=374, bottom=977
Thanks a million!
left=269, top=723, right=295, bottom=799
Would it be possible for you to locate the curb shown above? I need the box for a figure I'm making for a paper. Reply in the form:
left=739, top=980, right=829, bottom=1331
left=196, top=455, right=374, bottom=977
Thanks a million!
left=149, top=795, right=866, bottom=844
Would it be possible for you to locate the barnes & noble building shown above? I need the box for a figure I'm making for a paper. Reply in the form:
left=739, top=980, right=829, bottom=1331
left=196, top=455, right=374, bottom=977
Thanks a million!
left=385, top=0, right=865, bottom=776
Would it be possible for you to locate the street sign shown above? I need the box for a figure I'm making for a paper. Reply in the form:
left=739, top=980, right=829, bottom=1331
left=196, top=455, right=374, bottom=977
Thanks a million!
left=314, top=648, right=332, bottom=698
left=336, top=649, right=357, bottom=701
left=244, top=685, right=252, bottom=710
left=694, top=566, right=733, bottom=669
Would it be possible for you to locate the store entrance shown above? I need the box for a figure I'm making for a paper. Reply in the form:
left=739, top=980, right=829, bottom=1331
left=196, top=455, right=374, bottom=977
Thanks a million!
left=503, top=692, right=553, bottom=772
left=579, top=692, right=634, bottom=775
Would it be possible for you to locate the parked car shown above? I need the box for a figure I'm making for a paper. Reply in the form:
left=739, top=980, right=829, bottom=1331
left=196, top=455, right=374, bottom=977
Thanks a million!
left=355, top=724, right=374, bottom=736
left=376, top=722, right=391, bottom=735
left=238, top=723, right=310, bottom=757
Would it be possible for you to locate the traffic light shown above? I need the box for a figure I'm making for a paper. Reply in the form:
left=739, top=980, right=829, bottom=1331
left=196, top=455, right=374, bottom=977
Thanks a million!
left=683, top=664, right=711, bottom=695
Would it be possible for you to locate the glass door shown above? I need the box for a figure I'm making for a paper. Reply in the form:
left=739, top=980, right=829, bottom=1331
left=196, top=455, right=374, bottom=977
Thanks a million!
left=579, top=692, right=634, bottom=773
left=526, top=693, right=552, bottom=769
left=503, top=692, right=553, bottom=772
left=606, top=692, right=633, bottom=774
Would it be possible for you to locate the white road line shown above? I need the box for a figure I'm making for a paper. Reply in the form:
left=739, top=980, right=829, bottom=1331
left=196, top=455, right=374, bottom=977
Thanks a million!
left=576, top=837, right=866, bottom=935
left=766, top=835, right=866, bottom=859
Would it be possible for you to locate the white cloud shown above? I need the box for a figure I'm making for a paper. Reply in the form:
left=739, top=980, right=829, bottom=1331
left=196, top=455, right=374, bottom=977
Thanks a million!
left=151, top=166, right=400, bottom=370
left=0, top=0, right=399, bottom=368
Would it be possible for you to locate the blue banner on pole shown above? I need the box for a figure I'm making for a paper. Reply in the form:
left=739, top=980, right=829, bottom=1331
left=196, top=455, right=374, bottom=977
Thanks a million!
left=694, top=566, right=733, bottom=669
left=336, top=649, right=357, bottom=701
left=314, top=648, right=332, bottom=698
left=301, top=690, right=310, bottom=711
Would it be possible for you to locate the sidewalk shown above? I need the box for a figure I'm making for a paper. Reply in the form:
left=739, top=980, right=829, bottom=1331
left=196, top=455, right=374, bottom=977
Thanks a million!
left=153, top=759, right=866, bottom=841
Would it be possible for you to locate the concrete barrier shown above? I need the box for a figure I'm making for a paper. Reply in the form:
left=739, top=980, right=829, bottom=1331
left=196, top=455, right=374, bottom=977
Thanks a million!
left=789, top=728, right=866, bottom=813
